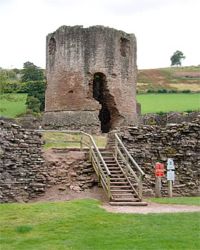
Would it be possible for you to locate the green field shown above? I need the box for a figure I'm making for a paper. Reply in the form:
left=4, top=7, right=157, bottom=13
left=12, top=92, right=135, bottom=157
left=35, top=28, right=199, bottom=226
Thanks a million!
left=137, top=93, right=200, bottom=114
left=149, top=197, right=200, bottom=206
left=0, top=94, right=27, bottom=118
left=0, top=199, right=199, bottom=250
left=0, top=93, right=199, bottom=118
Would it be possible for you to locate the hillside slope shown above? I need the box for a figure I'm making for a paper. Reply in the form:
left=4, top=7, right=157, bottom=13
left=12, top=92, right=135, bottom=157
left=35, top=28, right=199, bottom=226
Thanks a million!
left=137, top=66, right=200, bottom=93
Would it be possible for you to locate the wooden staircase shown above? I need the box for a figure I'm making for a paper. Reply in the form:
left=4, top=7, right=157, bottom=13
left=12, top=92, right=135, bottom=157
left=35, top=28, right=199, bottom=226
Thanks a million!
left=99, top=149, right=147, bottom=206
left=82, top=132, right=147, bottom=206
left=36, top=129, right=146, bottom=206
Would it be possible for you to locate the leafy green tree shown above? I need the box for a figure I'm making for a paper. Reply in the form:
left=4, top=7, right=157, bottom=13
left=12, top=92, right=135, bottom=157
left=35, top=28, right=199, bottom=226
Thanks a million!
left=21, top=61, right=44, bottom=82
left=0, top=70, right=9, bottom=93
left=0, top=69, right=23, bottom=93
left=25, top=80, right=46, bottom=111
left=170, top=50, right=185, bottom=66
left=21, top=61, right=45, bottom=113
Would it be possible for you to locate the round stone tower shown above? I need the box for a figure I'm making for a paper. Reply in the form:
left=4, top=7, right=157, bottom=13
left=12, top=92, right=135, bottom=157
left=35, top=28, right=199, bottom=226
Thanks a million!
left=43, top=25, right=138, bottom=133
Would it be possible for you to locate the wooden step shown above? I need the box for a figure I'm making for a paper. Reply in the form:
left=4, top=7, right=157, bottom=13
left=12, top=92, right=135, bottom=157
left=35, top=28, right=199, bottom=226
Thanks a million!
left=104, top=162, right=116, bottom=165
left=111, top=189, right=133, bottom=192
left=112, top=195, right=136, bottom=199
left=105, top=162, right=117, bottom=164
left=109, top=168, right=122, bottom=171
left=109, top=172, right=123, bottom=175
left=110, top=175, right=125, bottom=178
left=110, top=180, right=128, bottom=183
left=110, top=177, right=126, bottom=180
left=110, top=182, right=131, bottom=188
left=111, top=197, right=139, bottom=202
left=109, top=170, right=122, bottom=173
left=102, top=170, right=122, bottom=174
left=110, top=182, right=129, bottom=185
left=107, top=166, right=120, bottom=169
left=105, top=164, right=119, bottom=167
left=110, top=173, right=124, bottom=176
left=103, top=156, right=115, bottom=159
left=101, top=154, right=114, bottom=157
left=111, top=187, right=131, bottom=190
left=109, top=201, right=148, bottom=206
left=112, top=193, right=135, bottom=196
left=100, top=152, right=113, bottom=155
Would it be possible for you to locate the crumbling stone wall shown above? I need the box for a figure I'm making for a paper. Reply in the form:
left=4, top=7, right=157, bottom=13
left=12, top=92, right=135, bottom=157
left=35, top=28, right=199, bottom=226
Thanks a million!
left=0, top=121, right=96, bottom=203
left=118, top=118, right=200, bottom=196
left=140, top=112, right=200, bottom=126
left=0, top=121, right=45, bottom=202
left=43, top=25, right=138, bottom=132
left=42, top=148, right=96, bottom=193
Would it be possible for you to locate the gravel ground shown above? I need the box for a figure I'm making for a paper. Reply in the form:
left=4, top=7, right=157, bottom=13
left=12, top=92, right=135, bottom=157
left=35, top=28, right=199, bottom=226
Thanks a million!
left=102, top=202, right=200, bottom=214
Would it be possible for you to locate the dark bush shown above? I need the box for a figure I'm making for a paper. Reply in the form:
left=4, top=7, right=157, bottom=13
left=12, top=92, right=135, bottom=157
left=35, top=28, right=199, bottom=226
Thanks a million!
left=157, top=89, right=167, bottom=93
left=182, top=90, right=191, bottom=93
left=25, top=81, right=46, bottom=111
left=26, top=96, right=41, bottom=113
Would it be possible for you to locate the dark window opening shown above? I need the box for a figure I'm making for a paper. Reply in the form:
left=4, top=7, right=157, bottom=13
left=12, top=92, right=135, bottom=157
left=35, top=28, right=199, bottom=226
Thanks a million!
left=120, top=37, right=130, bottom=57
left=49, top=37, right=56, bottom=55
left=93, top=73, right=111, bottom=133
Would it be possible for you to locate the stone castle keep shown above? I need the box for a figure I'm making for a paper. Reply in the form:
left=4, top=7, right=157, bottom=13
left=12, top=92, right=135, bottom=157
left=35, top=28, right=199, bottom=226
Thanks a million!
left=43, top=25, right=138, bottom=132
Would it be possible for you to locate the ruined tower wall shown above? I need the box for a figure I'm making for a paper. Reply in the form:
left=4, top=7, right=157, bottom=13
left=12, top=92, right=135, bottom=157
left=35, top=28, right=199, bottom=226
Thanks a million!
left=43, top=26, right=137, bottom=132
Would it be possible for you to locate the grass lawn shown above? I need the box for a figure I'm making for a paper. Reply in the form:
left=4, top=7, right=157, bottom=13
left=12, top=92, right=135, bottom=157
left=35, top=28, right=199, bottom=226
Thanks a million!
left=0, top=93, right=27, bottom=118
left=0, top=199, right=199, bottom=250
left=137, top=93, right=200, bottom=114
left=148, top=197, right=200, bottom=206
left=42, top=131, right=107, bottom=149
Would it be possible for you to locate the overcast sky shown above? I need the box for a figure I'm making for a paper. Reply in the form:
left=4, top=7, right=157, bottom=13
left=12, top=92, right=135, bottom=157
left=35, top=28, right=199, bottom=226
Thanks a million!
left=0, top=0, right=199, bottom=69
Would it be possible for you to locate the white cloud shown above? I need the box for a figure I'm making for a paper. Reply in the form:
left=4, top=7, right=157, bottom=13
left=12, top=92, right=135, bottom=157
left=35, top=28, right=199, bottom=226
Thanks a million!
left=0, top=0, right=199, bottom=69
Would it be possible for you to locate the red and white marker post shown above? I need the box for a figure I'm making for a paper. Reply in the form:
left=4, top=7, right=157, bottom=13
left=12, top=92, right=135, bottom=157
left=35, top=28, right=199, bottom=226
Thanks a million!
left=155, top=162, right=165, bottom=198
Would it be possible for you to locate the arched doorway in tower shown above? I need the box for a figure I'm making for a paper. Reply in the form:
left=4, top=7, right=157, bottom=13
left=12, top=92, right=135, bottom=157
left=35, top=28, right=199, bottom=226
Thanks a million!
left=93, top=73, right=111, bottom=133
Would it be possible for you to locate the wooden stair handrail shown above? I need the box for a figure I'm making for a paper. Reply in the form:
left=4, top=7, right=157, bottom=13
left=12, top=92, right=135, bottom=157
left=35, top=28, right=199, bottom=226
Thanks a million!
left=114, top=134, right=145, bottom=176
left=81, top=132, right=111, bottom=176
left=114, top=133, right=145, bottom=200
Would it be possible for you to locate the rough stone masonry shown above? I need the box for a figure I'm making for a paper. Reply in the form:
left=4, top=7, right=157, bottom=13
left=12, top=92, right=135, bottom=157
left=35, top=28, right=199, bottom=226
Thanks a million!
left=117, top=117, right=200, bottom=197
left=0, top=120, right=96, bottom=203
left=43, top=25, right=138, bottom=133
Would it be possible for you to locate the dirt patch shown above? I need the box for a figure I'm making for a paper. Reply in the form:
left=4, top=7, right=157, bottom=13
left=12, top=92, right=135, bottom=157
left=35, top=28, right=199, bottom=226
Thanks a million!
left=29, top=186, right=200, bottom=214
left=29, top=185, right=108, bottom=203
left=174, top=72, right=200, bottom=78
left=102, top=202, right=200, bottom=214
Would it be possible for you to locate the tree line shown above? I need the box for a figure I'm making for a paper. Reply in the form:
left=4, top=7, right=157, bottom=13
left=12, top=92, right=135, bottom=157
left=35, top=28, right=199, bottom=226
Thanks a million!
left=0, top=62, right=45, bottom=114
left=0, top=51, right=186, bottom=114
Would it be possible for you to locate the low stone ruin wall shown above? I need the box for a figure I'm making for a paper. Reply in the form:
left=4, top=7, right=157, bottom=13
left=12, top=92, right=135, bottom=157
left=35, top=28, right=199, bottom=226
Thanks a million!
left=140, top=111, right=199, bottom=126
left=0, top=120, right=96, bottom=203
left=42, top=111, right=101, bottom=134
left=1, top=118, right=199, bottom=202
left=118, top=118, right=200, bottom=197
left=0, top=120, right=45, bottom=202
